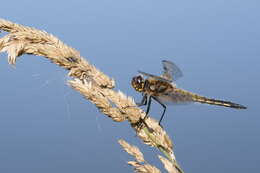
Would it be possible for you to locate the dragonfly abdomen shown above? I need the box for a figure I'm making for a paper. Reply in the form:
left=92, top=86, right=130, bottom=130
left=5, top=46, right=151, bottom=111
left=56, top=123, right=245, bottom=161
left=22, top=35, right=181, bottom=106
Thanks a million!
left=192, top=95, right=247, bottom=109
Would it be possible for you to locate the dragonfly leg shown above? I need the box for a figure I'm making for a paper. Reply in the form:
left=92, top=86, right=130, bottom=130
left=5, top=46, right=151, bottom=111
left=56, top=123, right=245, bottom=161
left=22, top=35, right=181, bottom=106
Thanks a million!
left=136, top=94, right=147, bottom=106
left=123, top=94, right=147, bottom=110
left=135, top=96, right=154, bottom=133
left=152, top=96, right=166, bottom=126
left=144, top=96, right=152, bottom=119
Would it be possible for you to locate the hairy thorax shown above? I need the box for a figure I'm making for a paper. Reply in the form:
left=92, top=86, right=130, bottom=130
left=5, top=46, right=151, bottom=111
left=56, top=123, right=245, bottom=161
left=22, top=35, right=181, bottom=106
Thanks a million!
left=144, top=78, right=174, bottom=96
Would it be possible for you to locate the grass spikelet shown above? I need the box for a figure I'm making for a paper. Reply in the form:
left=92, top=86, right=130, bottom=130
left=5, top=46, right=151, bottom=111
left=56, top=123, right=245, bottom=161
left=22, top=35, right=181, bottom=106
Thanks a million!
left=158, top=155, right=180, bottom=173
left=119, top=139, right=161, bottom=173
left=118, top=139, right=145, bottom=163
left=128, top=161, right=161, bottom=173
left=68, top=79, right=126, bottom=122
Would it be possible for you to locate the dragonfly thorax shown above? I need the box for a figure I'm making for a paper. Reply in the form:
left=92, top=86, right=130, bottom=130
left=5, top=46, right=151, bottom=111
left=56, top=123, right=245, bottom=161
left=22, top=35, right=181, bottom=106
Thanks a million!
left=131, top=75, right=145, bottom=92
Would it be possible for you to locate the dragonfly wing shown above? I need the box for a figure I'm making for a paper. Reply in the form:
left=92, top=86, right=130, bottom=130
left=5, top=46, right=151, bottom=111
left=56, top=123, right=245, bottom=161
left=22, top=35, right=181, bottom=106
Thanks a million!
left=155, top=89, right=193, bottom=105
left=138, top=71, right=172, bottom=83
left=162, top=60, right=183, bottom=81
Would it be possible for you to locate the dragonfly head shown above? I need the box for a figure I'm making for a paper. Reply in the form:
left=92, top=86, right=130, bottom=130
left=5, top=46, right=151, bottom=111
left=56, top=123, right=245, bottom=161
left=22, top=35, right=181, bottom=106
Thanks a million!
left=131, top=75, right=145, bottom=92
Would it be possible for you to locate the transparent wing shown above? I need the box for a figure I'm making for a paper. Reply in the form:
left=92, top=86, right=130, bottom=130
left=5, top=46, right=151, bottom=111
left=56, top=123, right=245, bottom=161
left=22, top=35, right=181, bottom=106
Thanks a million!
left=161, top=60, right=183, bottom=81
left=138, top=71, right=172, bottom=83
left=155, top=89, right=193, bottom=105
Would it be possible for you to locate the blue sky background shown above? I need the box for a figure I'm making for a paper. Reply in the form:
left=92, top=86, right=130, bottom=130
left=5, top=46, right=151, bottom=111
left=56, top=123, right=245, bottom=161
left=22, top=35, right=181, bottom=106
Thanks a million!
left=0, top=1, right=259, bottom=172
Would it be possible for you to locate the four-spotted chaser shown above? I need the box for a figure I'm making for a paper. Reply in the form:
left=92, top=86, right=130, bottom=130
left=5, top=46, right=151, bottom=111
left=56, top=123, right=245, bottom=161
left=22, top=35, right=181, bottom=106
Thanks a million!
left=131, top=60, right=247, bottom=126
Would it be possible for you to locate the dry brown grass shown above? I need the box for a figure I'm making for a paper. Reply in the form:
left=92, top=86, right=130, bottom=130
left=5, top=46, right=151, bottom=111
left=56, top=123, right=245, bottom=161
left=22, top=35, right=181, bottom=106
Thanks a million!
left=0, top=19, right=184, bottom=173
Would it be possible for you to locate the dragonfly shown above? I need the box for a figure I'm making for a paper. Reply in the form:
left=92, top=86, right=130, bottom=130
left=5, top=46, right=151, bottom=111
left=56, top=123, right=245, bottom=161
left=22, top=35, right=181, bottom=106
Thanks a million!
left=131, top=60, right=247, bottom=126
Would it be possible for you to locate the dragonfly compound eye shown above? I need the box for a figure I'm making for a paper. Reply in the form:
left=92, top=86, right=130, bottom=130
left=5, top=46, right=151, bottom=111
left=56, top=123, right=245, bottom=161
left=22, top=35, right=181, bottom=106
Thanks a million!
left=131, top=75, right=144, bottom=92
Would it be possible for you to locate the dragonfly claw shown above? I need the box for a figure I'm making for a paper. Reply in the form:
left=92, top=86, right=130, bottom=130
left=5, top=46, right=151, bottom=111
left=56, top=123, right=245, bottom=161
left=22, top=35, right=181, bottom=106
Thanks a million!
left=134, top=117, right=154, bottom=133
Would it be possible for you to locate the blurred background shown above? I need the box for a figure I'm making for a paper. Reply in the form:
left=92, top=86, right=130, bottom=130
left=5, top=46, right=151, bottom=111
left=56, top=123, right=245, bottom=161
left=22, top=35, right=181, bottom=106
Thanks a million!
left=0, top=0, right=259, bottom=172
